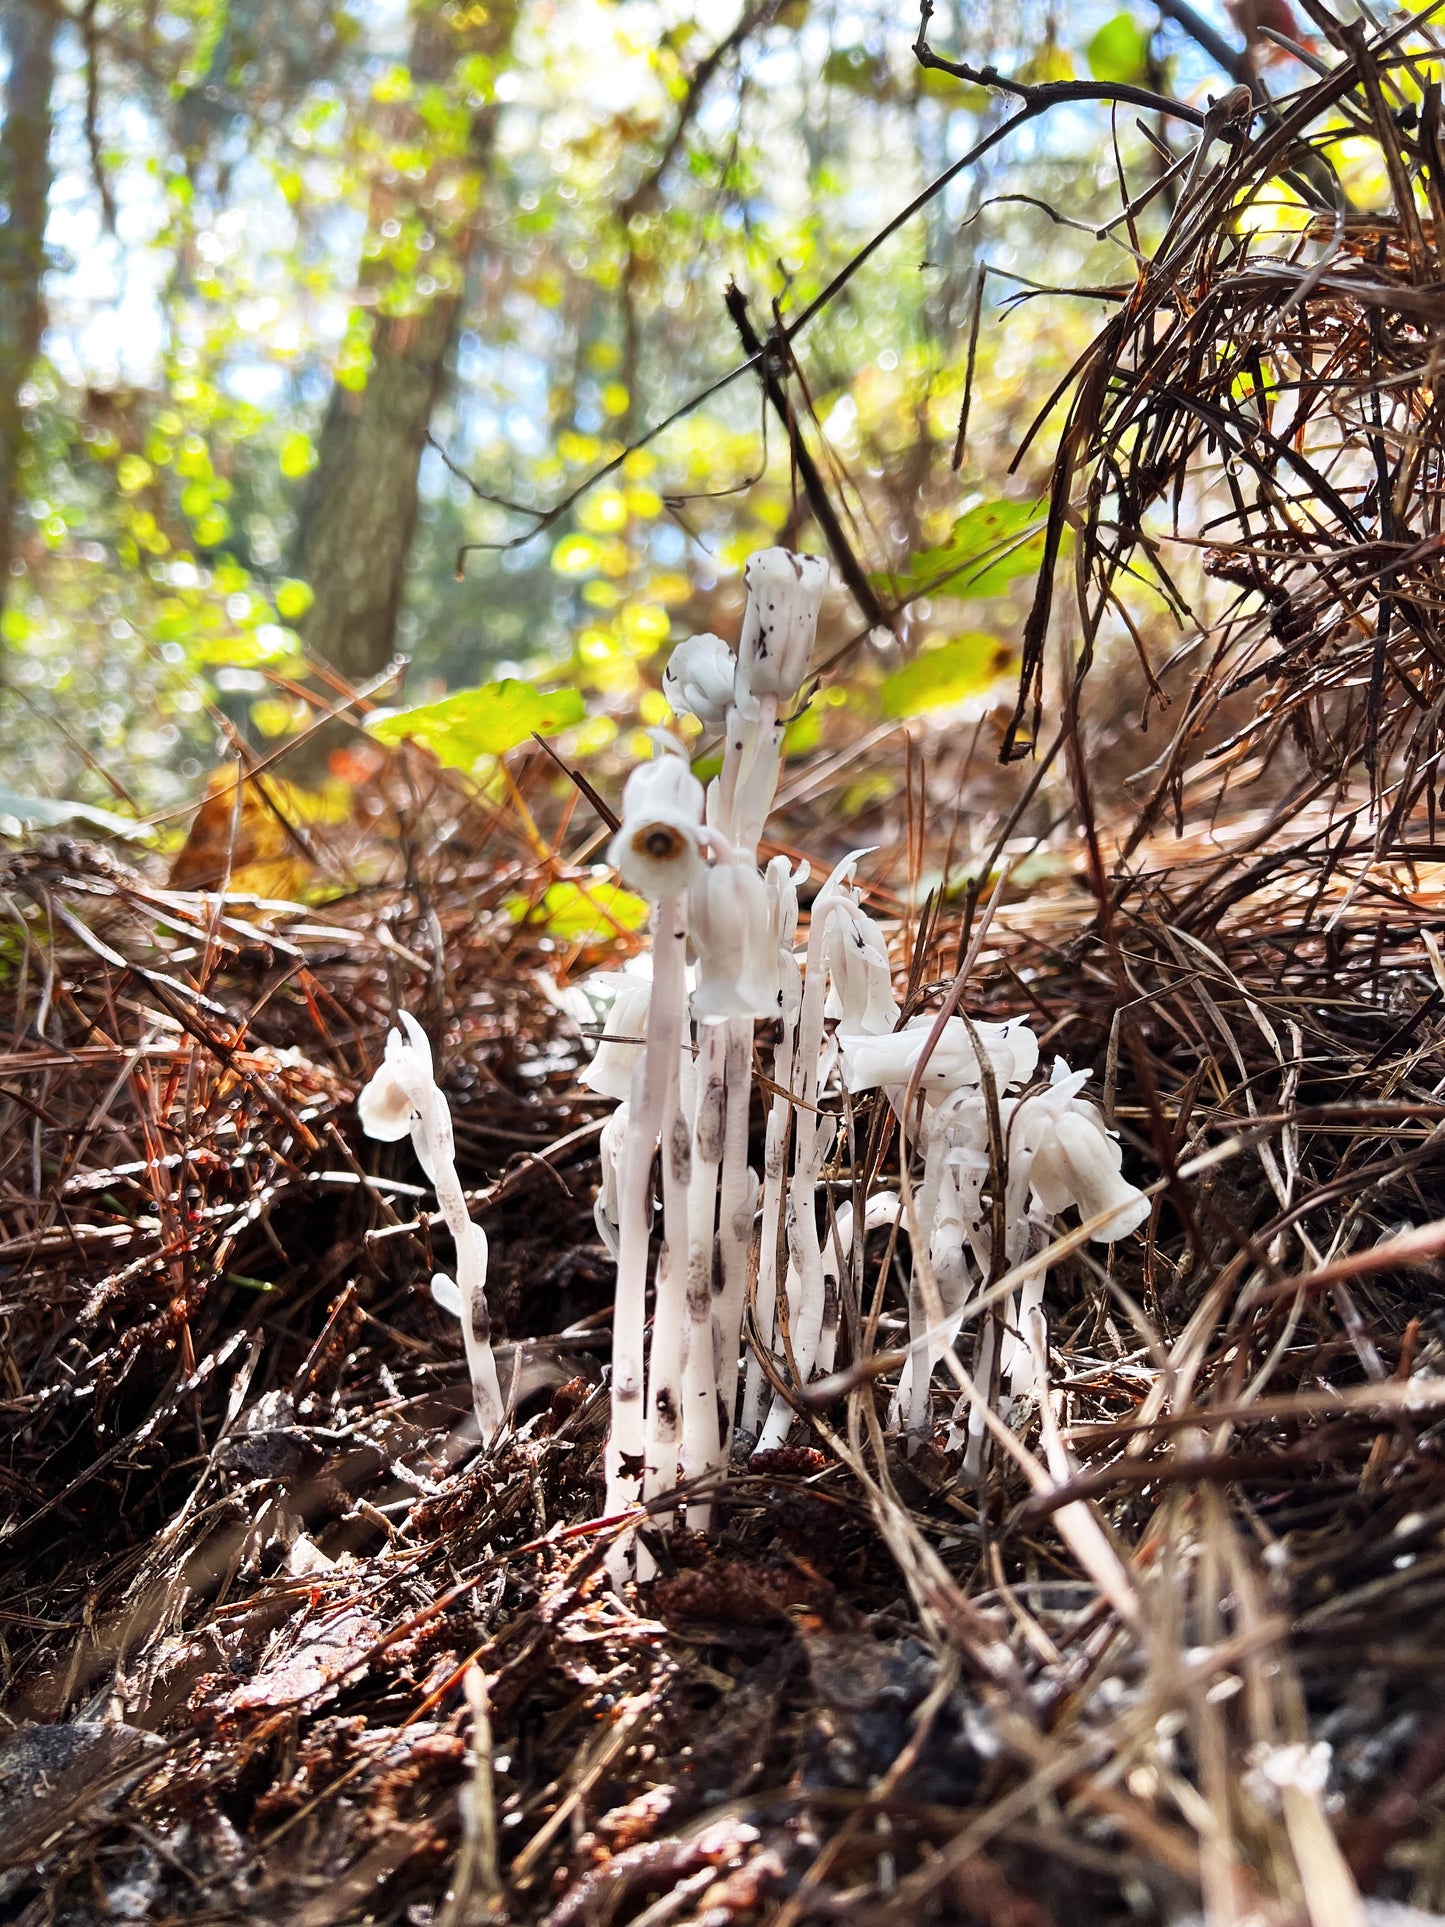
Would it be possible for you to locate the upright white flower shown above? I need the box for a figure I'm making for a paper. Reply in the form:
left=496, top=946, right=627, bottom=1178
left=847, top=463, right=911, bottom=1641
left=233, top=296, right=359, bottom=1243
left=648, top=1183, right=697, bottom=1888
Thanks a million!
left=735, top=549, right=830, bottom=713
left=581, top=977, right=653, bottom=1101
left=690, top=853, right=781, bottom=1020
left=823, top=901, right=899, bottom=1035
left=663, top=633, right=736, bottom=730
left=608, top=738, right=706, bottom=901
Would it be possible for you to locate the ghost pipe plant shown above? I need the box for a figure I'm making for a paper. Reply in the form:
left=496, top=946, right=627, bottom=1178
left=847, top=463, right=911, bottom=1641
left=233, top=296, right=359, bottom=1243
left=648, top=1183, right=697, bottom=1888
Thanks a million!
left=578, top=544, right=1150, bottom=1579
left=359, top=1014, right=505, bottom=1445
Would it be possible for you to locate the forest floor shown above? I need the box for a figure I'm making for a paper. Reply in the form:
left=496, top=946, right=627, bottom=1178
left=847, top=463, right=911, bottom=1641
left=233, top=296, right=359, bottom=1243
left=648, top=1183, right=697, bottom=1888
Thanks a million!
left=4, top=737, right=1445, bottom=1927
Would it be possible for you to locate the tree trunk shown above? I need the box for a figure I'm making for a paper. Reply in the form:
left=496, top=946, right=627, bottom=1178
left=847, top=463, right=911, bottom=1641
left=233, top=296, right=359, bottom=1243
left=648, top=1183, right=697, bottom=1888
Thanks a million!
left=0, top=1, right=58, bottom=618
left=291, top=1, right=517, bottom=685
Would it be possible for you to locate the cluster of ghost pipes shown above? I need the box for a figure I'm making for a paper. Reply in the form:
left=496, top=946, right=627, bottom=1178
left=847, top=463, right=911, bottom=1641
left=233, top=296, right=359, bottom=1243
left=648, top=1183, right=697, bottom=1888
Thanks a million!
left=359, top=547, right=1150, bottom=1582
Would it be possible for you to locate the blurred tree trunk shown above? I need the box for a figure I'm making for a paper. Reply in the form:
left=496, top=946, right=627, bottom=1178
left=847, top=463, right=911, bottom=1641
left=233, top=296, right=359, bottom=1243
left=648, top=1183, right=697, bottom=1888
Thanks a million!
left=0, top=2, right=57, bottom=618
left=291, top=0, right=518, bottom=685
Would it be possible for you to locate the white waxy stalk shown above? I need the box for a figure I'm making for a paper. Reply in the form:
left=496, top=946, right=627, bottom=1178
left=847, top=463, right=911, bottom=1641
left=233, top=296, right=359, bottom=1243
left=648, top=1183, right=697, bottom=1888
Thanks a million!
left=594, top=1103, right=630, bottom=1260
left=642, top=1070, right=692, bottom=1530
left=742, top=856, right=803, bottom=1435
left=603, top=894, right=689, bottom=1583
left=753, top=853, right=857, bottom=1453
left=901, top=1115, right=956, bottom=1441
left=818, top=1191, right=901, bottom=1379
left=359, top=1013, right=504, bottom=1445
left=711, top=1017, right=756, bottom=1456
left=679, top=1018, right=726, bottom=1526
left=960, top=1314, right=1000, bottom=1484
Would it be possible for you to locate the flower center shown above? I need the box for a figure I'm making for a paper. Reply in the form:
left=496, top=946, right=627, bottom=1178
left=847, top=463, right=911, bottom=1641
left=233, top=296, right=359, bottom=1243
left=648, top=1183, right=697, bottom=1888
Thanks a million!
left=636, top=824, right=685, bottom=861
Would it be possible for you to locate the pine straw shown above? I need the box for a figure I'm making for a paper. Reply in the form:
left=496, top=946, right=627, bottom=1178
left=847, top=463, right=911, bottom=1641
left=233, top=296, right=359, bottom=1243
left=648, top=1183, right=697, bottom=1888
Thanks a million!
left=10, top=18, right=1445, bottom=1925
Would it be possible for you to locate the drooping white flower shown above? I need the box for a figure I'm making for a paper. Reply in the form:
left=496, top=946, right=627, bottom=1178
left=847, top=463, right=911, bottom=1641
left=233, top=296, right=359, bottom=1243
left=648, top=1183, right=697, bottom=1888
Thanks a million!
left=1022, top=1104, right=1149, bottom=1242
left=357, top=1014, right=433, bottom=1139
left=357, top=1010, right=504, bottom=1443
left=735, top=548, right=830, bottom=713
left=358, top=1012, right=443, bottom=1180
left=608, top=738, right=706, bottom=901
left=690, top=852, right=781, bottom=1020
left=663, top=633, right=736, bottom=730
left=581, top=977, right=653, bottom=1101
left=823, top=901, right=899, bottom=1036
left=838, top=1013, right=1038, bottom=1097
left=766, top=854, right=805, bottom=1025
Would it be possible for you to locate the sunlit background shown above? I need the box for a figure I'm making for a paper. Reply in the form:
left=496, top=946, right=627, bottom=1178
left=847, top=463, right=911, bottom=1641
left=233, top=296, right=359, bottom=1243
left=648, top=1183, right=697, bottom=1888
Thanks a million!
left=1, top=0, right=1335, bottom=824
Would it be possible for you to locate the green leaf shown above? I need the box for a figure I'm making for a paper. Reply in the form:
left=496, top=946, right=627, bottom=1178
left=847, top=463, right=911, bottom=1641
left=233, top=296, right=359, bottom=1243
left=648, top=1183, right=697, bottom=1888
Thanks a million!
left=0, top=788, right=147, bottom=839
left=873, top=499, right=1067, bottom=600
left=275, top=579, right=314, bottom=620
left=279, top=432, right=316, bottom=480
left=782, top=706, right=823, bottom=755
left=367, top=678, right=587, bottom=769
left=1086, top=12, right=1151, bottom=83
left=507, top=879, right=649, bottom=940
left=881, top=634, right=1013, bottom=717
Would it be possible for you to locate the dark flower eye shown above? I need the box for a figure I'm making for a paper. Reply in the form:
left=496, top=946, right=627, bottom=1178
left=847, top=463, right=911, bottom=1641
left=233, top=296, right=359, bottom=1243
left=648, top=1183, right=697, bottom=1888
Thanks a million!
left=635, top=823, right=686, bottom=861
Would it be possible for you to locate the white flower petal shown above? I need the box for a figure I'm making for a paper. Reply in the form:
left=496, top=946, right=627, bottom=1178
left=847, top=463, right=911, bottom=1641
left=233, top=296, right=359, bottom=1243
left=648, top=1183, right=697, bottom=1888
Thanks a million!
left=357, top=1063, right=415, bottom=1141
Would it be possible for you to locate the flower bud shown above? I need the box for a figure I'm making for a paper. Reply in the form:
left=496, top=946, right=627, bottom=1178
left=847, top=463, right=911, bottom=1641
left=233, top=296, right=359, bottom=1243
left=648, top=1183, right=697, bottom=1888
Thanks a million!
left=736, top=548, right=830, bottom=711
left=663, top=632, right=736, bottom=730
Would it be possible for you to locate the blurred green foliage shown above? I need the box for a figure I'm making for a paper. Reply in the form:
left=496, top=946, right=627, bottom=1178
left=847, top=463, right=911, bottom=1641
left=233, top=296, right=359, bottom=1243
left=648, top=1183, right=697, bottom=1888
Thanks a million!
left=0, top=0, right=1277, bottom=823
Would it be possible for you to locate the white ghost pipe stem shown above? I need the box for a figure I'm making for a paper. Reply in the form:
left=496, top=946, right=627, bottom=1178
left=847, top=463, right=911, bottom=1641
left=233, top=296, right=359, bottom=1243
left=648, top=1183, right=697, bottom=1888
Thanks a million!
left=741, top=1008, right=795, bottom=1436
left=731, top=697, right=785, bottom=856
left=679, top=1019, right=725, bottom=1527
left=714, top=693, right=782, bottom=859
left=604, top=894, right=688, bottom=1582
left=960, top=1314, right=1000, bottom=1486
left=903, top=1119, right=954, bottom=1442
left=642, top=1074, right=690, bottom=1521
left=429, top=1151, right=505, bottom=1446
left=710, top=1016, right=756, bottom=1460
left=754, top=875, right=848, bottom=1453
left=817, top=1191, right=901, bottom=1378
left=358, top=1016, right=503, bottom=1446
left=1005, top=1270, right=1049, bottom=1402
